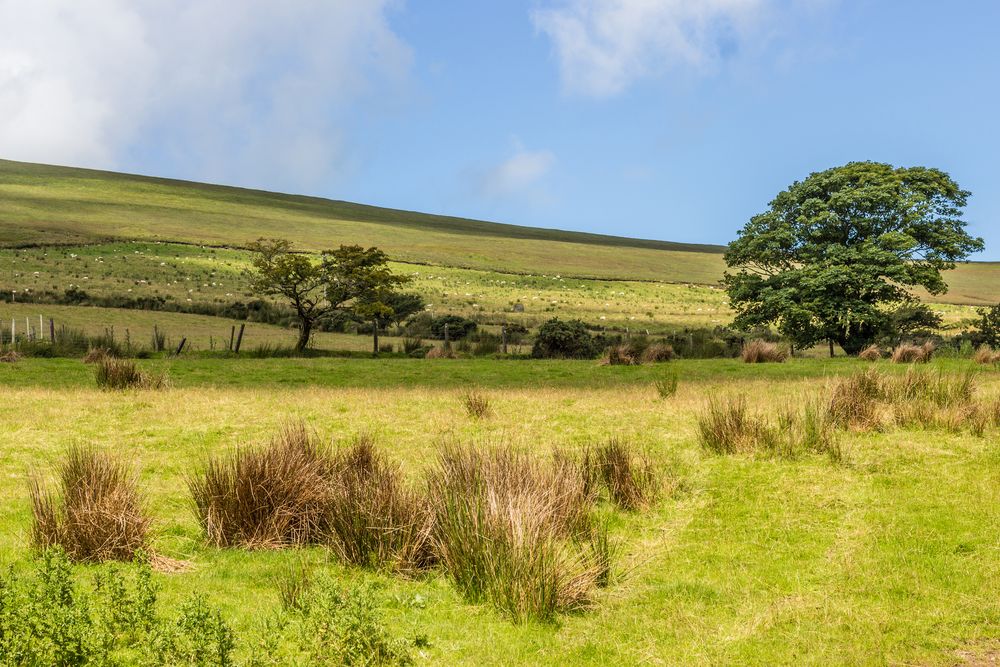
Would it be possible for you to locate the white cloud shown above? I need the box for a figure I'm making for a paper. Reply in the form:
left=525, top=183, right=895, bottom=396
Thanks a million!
left=0, top=0, right=411, bottom=190
left=479, top=140, right=556, bottom=198
left=532, top=0, right=769, bottom=96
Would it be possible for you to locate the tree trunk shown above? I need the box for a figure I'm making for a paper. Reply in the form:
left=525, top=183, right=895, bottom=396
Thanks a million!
left=372, top=319, right=379, bottom=357
left=295, top=318, right=313, bottom=352
left=829, top=339, right=835, bottom=358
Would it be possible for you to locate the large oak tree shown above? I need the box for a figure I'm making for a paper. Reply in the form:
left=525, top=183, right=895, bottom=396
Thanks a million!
left=724, top=162, right=983, bottom=355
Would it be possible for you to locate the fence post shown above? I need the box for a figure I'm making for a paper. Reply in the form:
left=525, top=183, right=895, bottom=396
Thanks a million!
left=229, top=325, right=235, bottom=352
left=175, top=338, right=186, bottom=356
left=49, top=318, right=55, bottom=343
left=501, top=326, right=507, bottom=355
left=234, top=323, right=245, bottom=353
left=444, top=323, right=450, bottom=348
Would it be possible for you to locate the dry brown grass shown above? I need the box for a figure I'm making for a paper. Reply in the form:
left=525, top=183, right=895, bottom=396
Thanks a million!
left=325, top=434, right=435, bottom=574
left=188, top=422, right=334, bottom=548
left=973, top=346, right=1000, bottom=365
left=29, top=445, right=151, bottom=562
left=590, top=437, right=658, bottom=511
left=740, top=340, right=788, bottom=363
left=462, top=388, right=494, bottom=419
left=858, top=345, right=882, bottom=361
left=425, top=346, right=456, bottom=359
left=83, top=347, right=112, bottom=364
left=601, top=344, right=640, bottom=366
left=891, top=341, right=935, bottom=364
left=428, top=443, right=602, bottom=622
left=0, top=350, right=20, bottom=363
left=640, top=343, right=675, bottom=363
left=827, top=368, right=885, bottom=430
left=94, top=357, right=167, bottom=390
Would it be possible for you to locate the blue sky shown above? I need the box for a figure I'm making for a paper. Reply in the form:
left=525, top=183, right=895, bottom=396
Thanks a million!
left=2, top=1, right=998, bottom=257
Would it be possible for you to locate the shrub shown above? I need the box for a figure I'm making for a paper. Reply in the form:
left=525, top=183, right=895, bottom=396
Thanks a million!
left=325, top=435, right=435, bottom=574
left=740, top=340, right=788, bottom=363
left=402, top=337, right=424, bottom=354
left=155, top=594, right=236, bottom=666
left=974, top=303, right=1000, bottom=349
left=653, top=372, right=679, bottom=399
left=430, top=315, right=477, bottom=340
left=462, top=388, right=493, bottom=419
left=601, top=344, right=639, bottom=366
left=640, top=343, right=675, bottom=363
left=891, top=341, right=934, bottom=363
left=590, top=438, right=657, bottom=511
left=188, top=423, right=334, bottom=548
left=94, top=358, right=166, bottom=390
left=532, top=319, right=598, bottom=359
left=428, top=443, right=601, bottom=622
left=858, top=345, right=882, bottom=361
left=29, top=446, right=151, bottom=562
left=295, top=578, right=413, bottom=666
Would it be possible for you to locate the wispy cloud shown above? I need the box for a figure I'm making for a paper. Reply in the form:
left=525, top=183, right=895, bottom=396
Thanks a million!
left=0, top=0, right=411, bottom=190
left=478, top=139, right=556, bottom=199
left=532, top=0, right=771, bottom=97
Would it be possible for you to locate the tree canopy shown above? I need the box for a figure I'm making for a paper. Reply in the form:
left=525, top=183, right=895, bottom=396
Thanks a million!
left=246, top=239, right=414, bottom=352
left=723, top=162, right=983, bottom=354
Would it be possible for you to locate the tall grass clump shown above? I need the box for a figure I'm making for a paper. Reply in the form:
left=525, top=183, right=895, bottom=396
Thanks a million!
left=188, top=422, right=333, bottom=548
left=28, top=446, right=151, bottom=562
left=827, top=368, right=884, bottom=430
left=740, top=340, right=787, bottom=363
left=428, top=443, right=602, bottom=622
left=590, top=438, right=658, bottom=511
left=653, top=372, right=679, bottom=399
left=973, top=346, right=1000, bottom=365
left=698, top=396, right=838, bottom=460
left=94, top=357, right=166, bottom=390
left=324, top=434, right=435, bottom=574
left=697, top=396, right=770, bottom=454
left=858, top=345, right=882, bottom=361
left=640, top=342, right=675, bottom=363
left=462, top=388, right=494, bottom=419
left=601, top=344, right=640, bottom=366
left=891, top=341, right=934, bottom=363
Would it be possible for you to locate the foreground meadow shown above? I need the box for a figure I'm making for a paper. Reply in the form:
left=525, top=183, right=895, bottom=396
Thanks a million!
left=1, top=357, right=999, bottom=665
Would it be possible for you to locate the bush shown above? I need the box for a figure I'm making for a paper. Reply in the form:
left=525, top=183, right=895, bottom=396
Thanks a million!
left=974, top=303, right=1000, bottom=349
left=891, top=341, right=934, bottom=363
left=430, top=315, right=477, bottom=340
left=424, top=345, right=455, bottom=359
left=740, top=340, right=788, bottom=363
left=188, top=423, right=334, bottom=548
left=155, top=595, right=236, bottom=666
left=532, top=319, right=598, bottom=359
left=428, top=444, right=602, bottom=622
left=29, top=446, right=151, bottom=562
left=325, top=435, right=435, bottom=574
left=94, top=358, right=167, bottom=390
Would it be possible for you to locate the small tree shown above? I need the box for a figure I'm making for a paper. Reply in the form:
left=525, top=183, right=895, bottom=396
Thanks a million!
left=532, top=319, right=597, bottom=359
left=246, top=240, right=412, bottom=353
left=975, top=304, right=1000, bottom=348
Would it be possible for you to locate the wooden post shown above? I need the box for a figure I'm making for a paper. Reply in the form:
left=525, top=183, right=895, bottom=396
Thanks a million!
left=501, top=326, right=507, bottom=355
left=175, top=338, right=186, bottom=355
left=444, top=323, right=450, bottom=348
left=39, top=315, right=43, bottom=341
left=49, top=318, right=55, bottom=343
left=229, top=325, right=235, bottom=352
left=234, top=323, right=245, bottom=353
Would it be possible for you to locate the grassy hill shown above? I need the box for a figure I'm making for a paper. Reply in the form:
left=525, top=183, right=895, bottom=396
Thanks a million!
left=1, top=158, right=996, bottom=307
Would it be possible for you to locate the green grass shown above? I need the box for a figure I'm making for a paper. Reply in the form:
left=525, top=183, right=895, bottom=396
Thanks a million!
left=2, top=358, right=1000, bottom=664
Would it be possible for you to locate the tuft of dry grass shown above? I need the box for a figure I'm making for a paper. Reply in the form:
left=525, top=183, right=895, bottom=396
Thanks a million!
left=590, top=437, right=658, bottom=511
left=188, top=422, right=334, bottom=548
left=828, top=368, right=885, bottom=430
left=891, top=341, right=935, bottom=364
left=601, top=344, right=640, bottom=366
left=740, top=340, right=787, bottom=364
left=0, top=350, right=20, bottom=363
left=28, top=445, right=151, bottom=562
left=858, top=345, right=882, bottom=361
left=94, top=358, right=167, bottom=390
left=425, top=346, right=456, bottom=359
left=325, top=433, right=435, bottom=574
left=640, top=343, right=675, bottom=363
left=699, top=395, right=840, bottom=460
left=462, top=388, right=494, bottom=419
left=83, top=347, right=112, bottom=364
left=428, top=443, right=602, bottom=622
left=973, top=346, right=1000, bottom=365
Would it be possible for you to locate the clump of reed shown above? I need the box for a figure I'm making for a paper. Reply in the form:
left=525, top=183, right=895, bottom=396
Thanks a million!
left=187, top=423, right=334, bottom=548
left=973, top=346, right=1000, bottom=365
left=698, top=396, right=840, bottom=461
left=0, top=350, right=20, bottom=363
left=653, top=372, right=679, bottom=399
left=740, top=340, right=788, bottom=363
left=94, top=358, right=167, bottom=390
left=640, top=343, right=675, bottom=363
left=425, top=346, right=456, bottom=359
left=29, top=446, right=151, bottom=562
left=427, top=443, right=604, bottom=622
left=858, top=345, right=882, bottom=361
left=83, top=347, right=113, bottom=364
left=588, top=438, right=658, bottom=510
left=891, top=341, right=934, bottom=364
left=462, top=388, right=493, bottom=419
left=601, top=344, right=640, bottom=366
left=324, top=434, right=435, bottom=574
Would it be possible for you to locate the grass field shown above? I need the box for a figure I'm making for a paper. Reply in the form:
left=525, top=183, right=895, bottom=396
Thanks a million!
left=2, top=356, right=999, bottom=665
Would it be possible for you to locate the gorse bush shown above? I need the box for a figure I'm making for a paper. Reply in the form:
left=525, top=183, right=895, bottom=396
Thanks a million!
left=325, top=434, right=435, bottom=574
left=740, top=340, right=788, bottom=363
left=188, top=422, right=333, bottom=548
left=29, top=446, right=151, bottom=563
left=94, top=357, right=167, bottom=390
left=427, top=443, right=603, bottom=622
